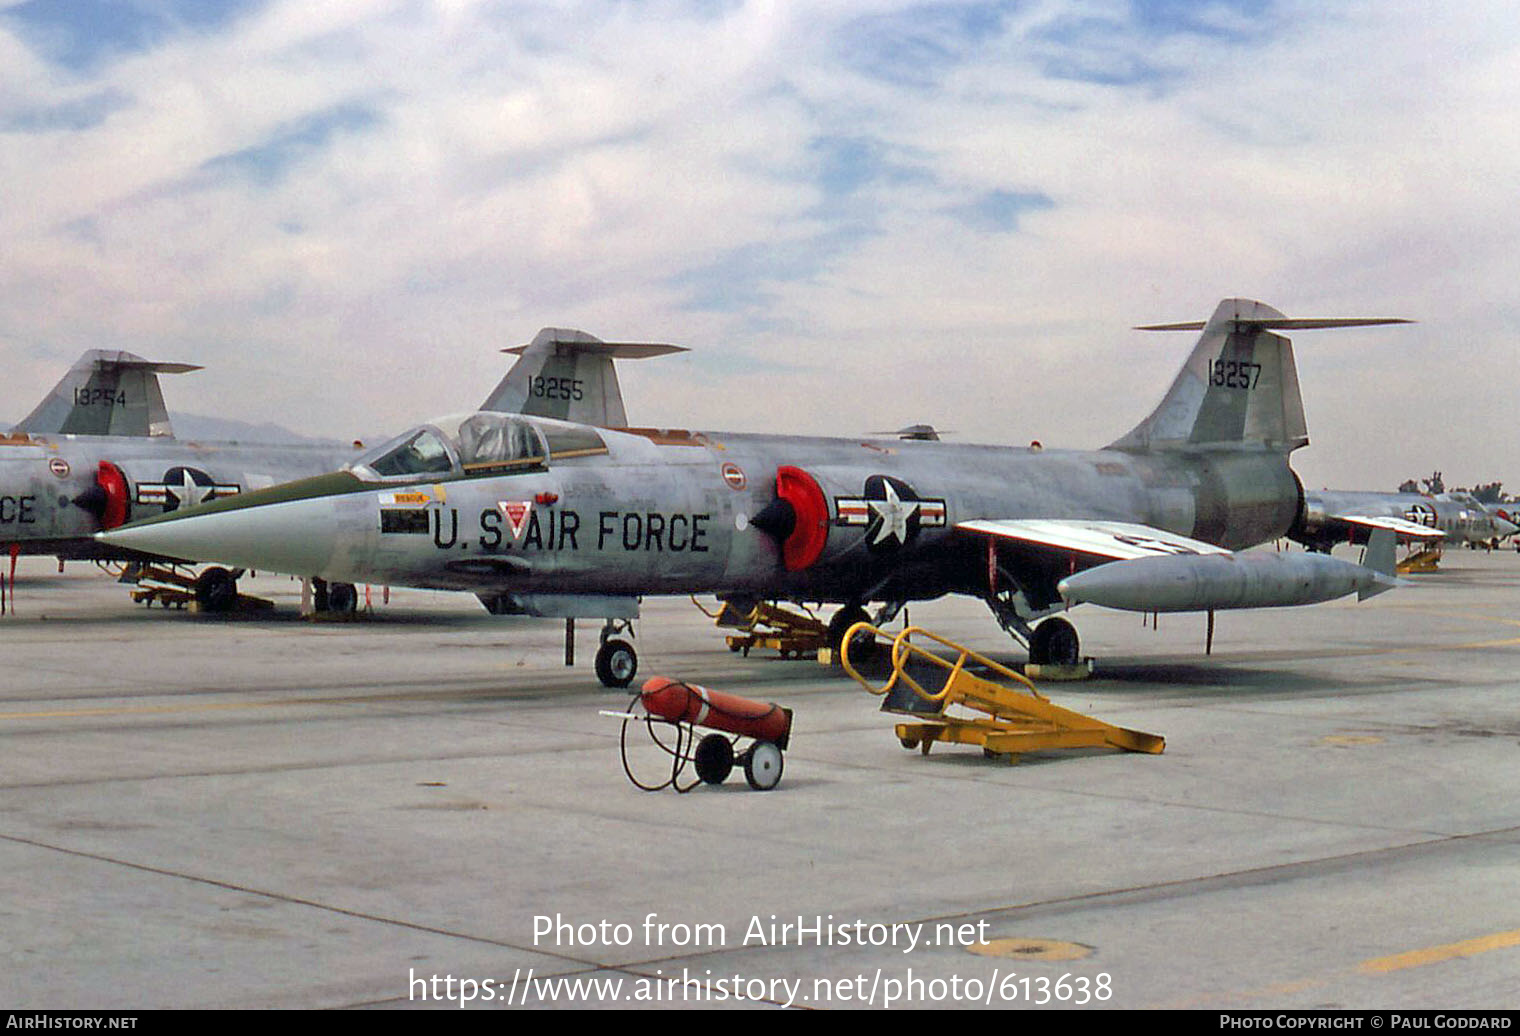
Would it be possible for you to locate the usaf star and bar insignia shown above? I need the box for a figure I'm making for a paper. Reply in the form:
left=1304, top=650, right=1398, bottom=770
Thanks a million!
left=834, top=475, right=946, bottom=552
left=135, top=466, right=241, bottom=513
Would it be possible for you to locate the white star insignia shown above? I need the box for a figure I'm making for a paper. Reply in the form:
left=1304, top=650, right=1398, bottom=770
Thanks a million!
left=867, top=480, right=921, bottom=546
left=172, top=470, right=210, bottom=510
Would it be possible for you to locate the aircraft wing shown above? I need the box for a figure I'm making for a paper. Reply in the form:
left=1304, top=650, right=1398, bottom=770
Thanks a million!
left=959, top=518, right=1396, bottom=614
left=956, top=519, right=1231, bottom=560
left=1330, top=514, right=1445, bottom=541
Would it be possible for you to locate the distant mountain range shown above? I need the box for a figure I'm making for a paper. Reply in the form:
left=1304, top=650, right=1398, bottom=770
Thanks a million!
left=167, top=412, right=352, bottom=445
left=5, top=411, right=358, bottom=446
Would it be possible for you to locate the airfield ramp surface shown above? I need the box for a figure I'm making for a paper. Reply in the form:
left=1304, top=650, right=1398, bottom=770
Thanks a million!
left=0, top=553, right=1516, bottom=1009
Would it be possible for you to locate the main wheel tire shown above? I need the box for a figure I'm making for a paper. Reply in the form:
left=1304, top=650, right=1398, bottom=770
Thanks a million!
left=827, top=605, right=874, bottom=664
left=1029, top=617, right=1080, bottom=666
left=595, top=638, right=638, bottom=688
left=194, top=567, right=238, bottom=614
left=327, top=582, right=358, bottom=614
left=694, top=734, right=734, bottom=785
left=743, top=741, right=784, bottom=790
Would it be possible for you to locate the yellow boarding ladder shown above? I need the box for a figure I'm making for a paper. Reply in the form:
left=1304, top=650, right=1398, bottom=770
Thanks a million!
left=1396, top=546, right=1442, bottom=574
left=840, top=623, right=1163, bottom=764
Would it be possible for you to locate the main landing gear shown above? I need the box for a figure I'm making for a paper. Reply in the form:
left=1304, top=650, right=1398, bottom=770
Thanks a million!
left=986, top=590, right=1083, bottom=667
left=826, top=601, right=905, bottom=662
left=1028, top=616, right=1081, bottom=666
left=827, top=604, right=872, bottom=662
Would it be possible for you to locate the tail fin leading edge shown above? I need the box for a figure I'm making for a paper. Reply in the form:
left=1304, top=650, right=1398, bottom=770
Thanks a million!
left=13, top=350, right=201, bottom=438
left=1107, top=299, right=1409, bottom=454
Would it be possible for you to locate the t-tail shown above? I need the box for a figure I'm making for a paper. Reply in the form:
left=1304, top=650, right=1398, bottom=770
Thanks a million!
left=1107, top=298, right=1409, bottom=454
left=480, top=328, right=687, bottom=427
left=12, top=350, right=202, bottom=437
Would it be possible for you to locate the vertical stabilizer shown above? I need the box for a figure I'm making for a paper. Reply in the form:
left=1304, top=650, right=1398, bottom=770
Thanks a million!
left=1107, top=299, right=1407, bottom=454
left=13, top=351, right=202, bottom=437
left=480, top=329, right=686, bottom=427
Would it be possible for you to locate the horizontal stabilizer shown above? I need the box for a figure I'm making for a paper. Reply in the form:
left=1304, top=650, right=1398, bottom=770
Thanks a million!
left=1136, top=318, right=1412, bottom=332
left=502, top=339, right=687, bottom=359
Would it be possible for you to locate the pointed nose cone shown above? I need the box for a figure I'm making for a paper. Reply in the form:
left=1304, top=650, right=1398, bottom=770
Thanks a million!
left=1495, top=515, right=1519, bottom=539
left=98, top=494, right=345, bottom=575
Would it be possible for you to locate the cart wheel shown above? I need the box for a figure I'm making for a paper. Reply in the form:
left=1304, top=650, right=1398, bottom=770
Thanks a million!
left=744, top=741, right=784, bottom=790
left=899, top=737, right=919, bottom=750
left=694, top=734, right=734, bottom=784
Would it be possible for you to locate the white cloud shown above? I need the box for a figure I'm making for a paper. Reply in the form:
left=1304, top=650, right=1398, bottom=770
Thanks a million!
left=2, top=0, right=1519, bottom=490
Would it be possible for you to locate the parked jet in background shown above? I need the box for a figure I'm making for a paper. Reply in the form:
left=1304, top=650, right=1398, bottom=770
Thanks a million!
left=0, top=350, right=360, bottom=607
left=2, top=333, right=684, bottom=610
left=12, top=349, right=200, bottom=438
left=101, top=300, right=1409, bottom=684
left=1290, top=489, right=1517, bottom=553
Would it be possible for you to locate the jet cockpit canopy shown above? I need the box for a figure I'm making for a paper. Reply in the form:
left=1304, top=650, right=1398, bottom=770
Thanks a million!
left=350, top=412, right=607, bottom=482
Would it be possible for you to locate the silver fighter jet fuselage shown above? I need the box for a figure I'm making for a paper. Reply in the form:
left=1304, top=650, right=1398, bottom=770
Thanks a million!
left=101, top=300, right=1410, bottom=680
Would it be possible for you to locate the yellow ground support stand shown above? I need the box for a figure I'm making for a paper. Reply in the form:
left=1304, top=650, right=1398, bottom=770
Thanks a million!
left=1397, top=546, right=1442, bottom=574
left=839, top=623, right=1163, bottom=764
left=698, top=599, right=829, bottom=659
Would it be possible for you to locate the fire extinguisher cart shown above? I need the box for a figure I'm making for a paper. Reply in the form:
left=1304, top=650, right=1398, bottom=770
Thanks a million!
left=609, top=676, right=793, bottom=792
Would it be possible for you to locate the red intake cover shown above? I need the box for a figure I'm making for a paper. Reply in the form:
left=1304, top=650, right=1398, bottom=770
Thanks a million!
left=775, top=465, right=828, bottom=570
left=96, top=461, right=130, bottom=530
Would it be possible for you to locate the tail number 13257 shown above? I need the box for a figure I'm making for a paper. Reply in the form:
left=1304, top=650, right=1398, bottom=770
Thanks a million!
left=1210, top=359, right=1261, bottom=389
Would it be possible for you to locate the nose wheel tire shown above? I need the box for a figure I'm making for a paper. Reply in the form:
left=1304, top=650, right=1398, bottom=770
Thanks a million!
left=595, top=638, right=639, bottom=688
left=193, top=567, right=238, bottom=614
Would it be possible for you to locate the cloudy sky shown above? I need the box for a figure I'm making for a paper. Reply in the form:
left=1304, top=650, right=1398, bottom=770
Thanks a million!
left=2, top=0, right=1516, bottom=491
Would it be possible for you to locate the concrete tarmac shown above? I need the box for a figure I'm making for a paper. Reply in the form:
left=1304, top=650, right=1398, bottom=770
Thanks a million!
left=1, top=550, right=1517, bottom=1010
